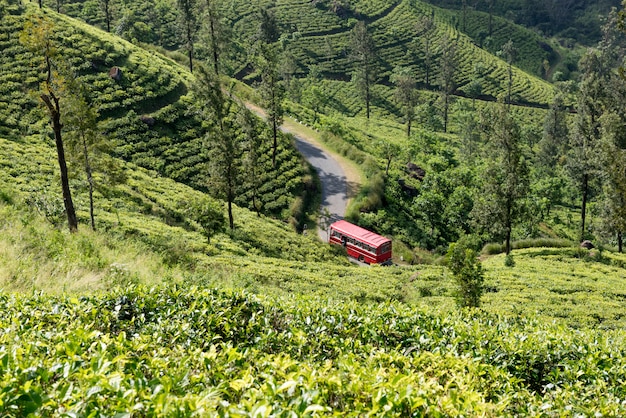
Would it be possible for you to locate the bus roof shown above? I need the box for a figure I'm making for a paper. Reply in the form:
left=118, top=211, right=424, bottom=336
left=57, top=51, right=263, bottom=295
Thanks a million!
left=329, top=220, right=391, bottom=247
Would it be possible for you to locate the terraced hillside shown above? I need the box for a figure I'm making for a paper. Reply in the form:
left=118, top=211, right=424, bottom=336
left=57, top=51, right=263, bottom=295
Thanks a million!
left=36, top=0, right=557, bottom=107
left=0, top=0, right=310, bottom=219
left=230, top=0, right=557, bottom=106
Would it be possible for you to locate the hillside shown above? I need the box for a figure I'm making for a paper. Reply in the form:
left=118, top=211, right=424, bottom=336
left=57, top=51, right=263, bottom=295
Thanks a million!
left=2, top=0, right=626, bottom=414
left=0, top=0, right=310, bottom=221
left=37, top=0, right=558, bottom=106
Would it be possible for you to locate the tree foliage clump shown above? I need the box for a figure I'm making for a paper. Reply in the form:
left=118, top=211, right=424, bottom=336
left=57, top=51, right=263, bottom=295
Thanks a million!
left=472, top=99, right=529, bottom=255
left=447, top=239, right=484, bottom=308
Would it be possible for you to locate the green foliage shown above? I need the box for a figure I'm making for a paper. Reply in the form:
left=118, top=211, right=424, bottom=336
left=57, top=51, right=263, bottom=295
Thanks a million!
left=189, top=196, right=225, bottom=242
left=447, top=239, right=484, bottom=307
left=3, top=285, right=626, bottom=415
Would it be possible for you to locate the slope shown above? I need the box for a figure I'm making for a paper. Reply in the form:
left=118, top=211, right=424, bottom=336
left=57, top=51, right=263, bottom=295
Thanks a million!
left=0, top=0, right=309, bottom=220
left=34, top=0, right=557, bottom=106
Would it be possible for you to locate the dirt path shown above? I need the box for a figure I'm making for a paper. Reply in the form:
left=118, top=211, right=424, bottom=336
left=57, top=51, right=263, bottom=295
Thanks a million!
left=244, top=103, right=362, bottom=240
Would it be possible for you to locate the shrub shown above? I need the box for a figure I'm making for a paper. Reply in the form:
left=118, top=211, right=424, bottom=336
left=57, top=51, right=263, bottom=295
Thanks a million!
left=447, top=241, right=484, bottom=308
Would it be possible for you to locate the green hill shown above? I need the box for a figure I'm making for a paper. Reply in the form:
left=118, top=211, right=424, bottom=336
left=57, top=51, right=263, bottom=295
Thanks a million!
left=2, top=0, right=626, bottom=414
left=36, top=0, right=558, bottom=106
left=0, top=0, right=310, bottom=221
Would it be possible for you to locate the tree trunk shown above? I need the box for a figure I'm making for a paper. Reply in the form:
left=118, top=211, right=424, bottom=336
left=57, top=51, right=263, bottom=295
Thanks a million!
left=407, top=118, right=411, bottom=138
left=188, top=44, right=194, bottom=73
left=443, top=93, right=449, bottom=133
left=581, top=174, right=588, bottom=241
left=82, top=134, right=96, bottom=231
left=272, top=117, right=278, bottom=168
left=507, top=63, right=512, bottom=106
left=618, top=231, right=623, bottom=253
left=227, top=199, right=234, bottom=230
left=104, top=1, right=111, bottom=32
left=41, top=93, right=78, bottom=233
left=505, top=200, right=512, bottom=255
left=365, top=77, right=371, bottom=119
left=207, top=4, right=219, bottom=75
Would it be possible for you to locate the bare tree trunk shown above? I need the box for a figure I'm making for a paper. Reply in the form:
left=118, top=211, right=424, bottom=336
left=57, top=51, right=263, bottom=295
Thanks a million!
left=365, top=77, right=371, bottom=119
left=618, top=231, right=623, bottom=253
left=272, top=117, right=278, bottom=168
left=581, top=174, right=588, bottom=241
left=41, top=93, right=78, bottom=233
left=82, top=135, right=96, bottom=230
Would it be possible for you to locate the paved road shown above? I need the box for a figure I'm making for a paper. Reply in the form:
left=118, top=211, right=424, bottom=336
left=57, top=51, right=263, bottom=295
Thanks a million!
left=243, top=103, right=349, bottom=241
left=289, top=134, right=348, bottom=240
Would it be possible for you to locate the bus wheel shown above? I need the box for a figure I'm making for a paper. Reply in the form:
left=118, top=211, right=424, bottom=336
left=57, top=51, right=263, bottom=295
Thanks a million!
left=358, top=255, right=364, bottom=262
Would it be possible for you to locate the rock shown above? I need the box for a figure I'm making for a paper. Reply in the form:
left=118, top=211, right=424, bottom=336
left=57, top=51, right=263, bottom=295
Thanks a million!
left=406, top=162, right=426, bottom=180
left=398, top=178, right=418, bottom=197
left=580, top=240, right=594, bottom=250
left=109, top=66, right=122, bottom=81
left=140, top=115, right=155, bottom=127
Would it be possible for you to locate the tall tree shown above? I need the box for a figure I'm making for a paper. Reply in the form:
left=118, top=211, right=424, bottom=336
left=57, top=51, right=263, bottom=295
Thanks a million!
left=438, top=34, right=457, bottom=133
left=176, top=0, right=198, bottom=72
left=64, top=75, right=123, bottom=231
left=499, top=39, right=517, bottom=106
left=599, top=113, right=626, bottom=252
left=195, top=66, right=240, bottom=230
left=597, top=9, right=626, bottom=250
left=350, top=20, right=377, bottom=120
left=567, top=48, right=612, bottom=241
left=64, top=80, right=99, bottom=231
left=20, top=15, right=78, bottom=233
left=238, top=107, right=264, bottom=217
left=252, top=7, right=284, bottom=168
left=472, top=98, right=529, bottom=255
left=391, top=66, right=418, bottom=138
left=537, top=91, right=568, bottom=173
left=99, top=0, right=113, bottom=32
left=415, top=13, right=436, bottom=86
left=203, top=0, right=225, bottom=75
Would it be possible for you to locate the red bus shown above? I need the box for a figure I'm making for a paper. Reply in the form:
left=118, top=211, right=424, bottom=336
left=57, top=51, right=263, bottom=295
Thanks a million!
left=329, top=220, right=392, bottom=264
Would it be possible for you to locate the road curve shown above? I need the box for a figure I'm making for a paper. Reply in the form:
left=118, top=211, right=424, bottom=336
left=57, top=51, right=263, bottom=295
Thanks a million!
left=288, top=132, right=348, bottom=240
left=243, top=103, right=350, bottom=240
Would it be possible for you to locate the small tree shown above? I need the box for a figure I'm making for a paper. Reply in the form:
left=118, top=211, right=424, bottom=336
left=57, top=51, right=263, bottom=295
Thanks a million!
left=194, top=66, right=241, bottom=230
left=203, top=0, right=226, bottom=75
left=377, top=139, right=401, bottom=176
left=415, top=13, right=436, bottom=85
left=391, top=66, right=418, bottom=138
left=191, top=197, right=225, bottom=243
left=438, top=34, right=457, bottom=133
left=238, top=107, right=264, bottom=216
left=499, top=39, right=517, bottom=106
left=447, top=240, right=484, bottom=308
left=99, top=0, right=113, bottom=32
left=252, top=7, right=284, bottom=168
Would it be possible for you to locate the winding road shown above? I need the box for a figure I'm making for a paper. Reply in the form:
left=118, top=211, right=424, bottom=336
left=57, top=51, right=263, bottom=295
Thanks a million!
left=243, top=103, right=357, bottom=240
left=282, top=125, right=348, bottom=240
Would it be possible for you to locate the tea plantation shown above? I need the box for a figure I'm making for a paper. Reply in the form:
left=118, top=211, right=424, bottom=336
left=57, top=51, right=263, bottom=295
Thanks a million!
left=2, top=0, right=626, bottom=415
